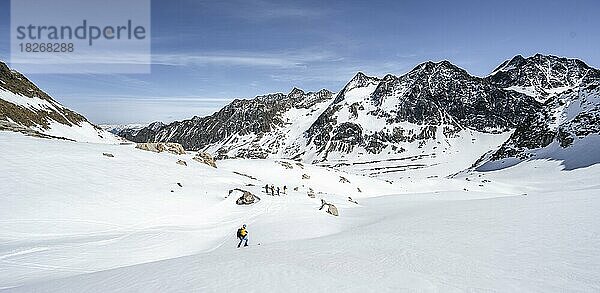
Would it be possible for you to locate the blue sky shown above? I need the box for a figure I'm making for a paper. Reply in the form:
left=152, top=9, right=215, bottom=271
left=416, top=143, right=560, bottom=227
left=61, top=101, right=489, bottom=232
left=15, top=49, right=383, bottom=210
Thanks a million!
left=1, top=0, right=599, bottom=124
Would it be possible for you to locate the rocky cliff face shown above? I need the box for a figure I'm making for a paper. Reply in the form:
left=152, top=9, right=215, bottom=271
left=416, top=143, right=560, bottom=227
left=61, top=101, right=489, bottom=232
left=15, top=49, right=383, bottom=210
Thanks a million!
left=0, top=61, right=117, bottom=143
left=488, top=54, right=600, bottom=102
left=488, top=56, right=600, bottom=163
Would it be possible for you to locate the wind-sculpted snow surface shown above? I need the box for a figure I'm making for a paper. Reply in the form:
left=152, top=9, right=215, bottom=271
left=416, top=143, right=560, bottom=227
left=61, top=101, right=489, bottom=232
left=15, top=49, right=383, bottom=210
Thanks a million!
left=0, top=132, right=397, bottom=290
left=2, top=133, right=600, bottom=292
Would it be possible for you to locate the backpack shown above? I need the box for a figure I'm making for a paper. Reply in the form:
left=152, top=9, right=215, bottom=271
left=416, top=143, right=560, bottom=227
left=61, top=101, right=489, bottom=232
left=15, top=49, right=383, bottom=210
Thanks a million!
left=237, top=228, right=243, bottom=238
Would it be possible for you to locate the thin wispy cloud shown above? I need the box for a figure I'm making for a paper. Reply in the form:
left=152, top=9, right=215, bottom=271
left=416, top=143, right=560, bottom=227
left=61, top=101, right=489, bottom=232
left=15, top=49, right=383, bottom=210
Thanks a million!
left=152, top=52, right=333, bottom=68
left=66, top=94, right=236, bottom=103
left=223, top=0, right=327, bottom=20
left=68, top=94, right=234, bottom=124
left=10, top=50, right=340, bottom=69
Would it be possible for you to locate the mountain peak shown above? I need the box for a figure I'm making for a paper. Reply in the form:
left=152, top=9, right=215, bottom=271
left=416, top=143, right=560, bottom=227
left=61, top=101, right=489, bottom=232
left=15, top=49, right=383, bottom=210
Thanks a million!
left=412, top=60, right=462, bottom=73
left=348, top=71, right=378, bottom=85
left=488, top=54, right=599, bottom=100
left=288, top=87, right=305, bottom=97
left=352, top=71, right=367, bottom=79
left=332, top=72, right=381, bottom=104
left=316, top=88, right=333, bottom=96
left=343, top=72, right=380, bottom=91
left=493, top=54, right=593, bottom=75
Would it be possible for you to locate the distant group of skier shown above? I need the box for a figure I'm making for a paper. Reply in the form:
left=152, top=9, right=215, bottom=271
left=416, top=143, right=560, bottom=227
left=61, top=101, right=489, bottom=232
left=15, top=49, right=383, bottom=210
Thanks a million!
left=263, top=184, right=287, bottom=196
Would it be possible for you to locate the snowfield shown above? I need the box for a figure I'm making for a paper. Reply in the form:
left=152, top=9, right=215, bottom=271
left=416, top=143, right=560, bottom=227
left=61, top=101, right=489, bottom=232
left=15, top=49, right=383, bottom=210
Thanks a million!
left=1, top=131, right=600, bottom=292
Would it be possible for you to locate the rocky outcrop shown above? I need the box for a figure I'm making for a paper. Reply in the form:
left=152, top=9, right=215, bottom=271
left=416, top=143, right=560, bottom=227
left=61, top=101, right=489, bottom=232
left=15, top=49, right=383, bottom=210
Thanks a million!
left=233, top=189, right=260, bottom=205
left=319, top=199, right=339, bottom=216
left=176, top=159, right=187, bottom=166
left=193, top=152, right=217, bottom=168
left=277, top=161, right=294, bottom=169
left=135, top=143, right=186, bottom=155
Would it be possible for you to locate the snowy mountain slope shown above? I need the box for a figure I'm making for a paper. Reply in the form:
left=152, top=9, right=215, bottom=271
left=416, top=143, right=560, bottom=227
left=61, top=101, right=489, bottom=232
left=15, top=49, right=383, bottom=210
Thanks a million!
left=0, top=61, right=118, bottom=143
left=3, top=132, right=599, bottom=292
left=0, top=132, right=398, bottom=289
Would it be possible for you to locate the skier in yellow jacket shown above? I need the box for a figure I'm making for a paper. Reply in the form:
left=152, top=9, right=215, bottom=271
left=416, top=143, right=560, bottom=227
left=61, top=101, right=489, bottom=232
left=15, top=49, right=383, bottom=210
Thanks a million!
left=237, top=224, right=249, bottom=248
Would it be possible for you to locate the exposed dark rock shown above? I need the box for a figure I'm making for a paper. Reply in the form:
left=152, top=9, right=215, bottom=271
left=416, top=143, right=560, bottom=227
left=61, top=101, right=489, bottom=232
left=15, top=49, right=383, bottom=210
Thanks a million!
left=278, top=161, right=294, bottom=169
left=233, top=189, right=260, bottom=205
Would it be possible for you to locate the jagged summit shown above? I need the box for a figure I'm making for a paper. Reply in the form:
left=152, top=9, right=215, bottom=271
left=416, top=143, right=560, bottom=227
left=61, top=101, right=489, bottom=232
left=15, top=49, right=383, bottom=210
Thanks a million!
left=491, top=54, right=526, bottom=74
left=349, top=71, right=373, bottom=83
left=288, top=87, right=305, bottom=97
left=416, top=59, right=458, bottom=70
